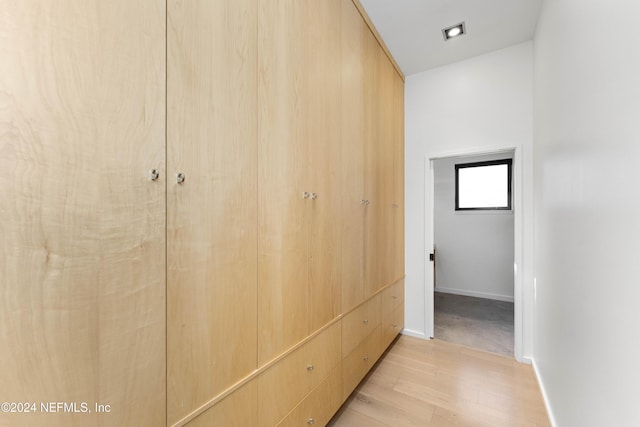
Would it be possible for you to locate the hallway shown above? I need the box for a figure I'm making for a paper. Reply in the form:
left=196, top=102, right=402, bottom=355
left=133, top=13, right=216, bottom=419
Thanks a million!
left=330, top=335, right=549, bottom=426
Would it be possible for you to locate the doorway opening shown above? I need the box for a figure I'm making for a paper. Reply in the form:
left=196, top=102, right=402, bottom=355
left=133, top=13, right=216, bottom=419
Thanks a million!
left=427, top=148, right=520, bottom=358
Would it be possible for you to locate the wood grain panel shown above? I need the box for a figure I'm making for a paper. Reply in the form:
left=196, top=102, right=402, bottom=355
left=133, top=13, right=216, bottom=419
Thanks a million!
left=363, top=29, right=381, bottom=297
left=277, top=366, right=342, bottom=427
left=342, top=326, right=382, bottom=399
left=258, top=0, right=343, bottom=362
left=393, top=71, right=405, bottom=281
left=342, top=294, right=380, bottom=357
left=381, top=303, right=404, bottom=348
left=381, top=279, right=404, bottom=320
left=376, top=47, right=396, bottom=290
left=340, top=0, right=367, bottom=313
left=0, top=1, right=166, bottom=426
left=167, top=0, right=258, bottom=424
left=185, top=380, right=257, bottom=427
left=307, top=0, right=343, bottom=334
left=258, top=0, right=311, bottom=365
left=258, top=322, right=341, bottom=427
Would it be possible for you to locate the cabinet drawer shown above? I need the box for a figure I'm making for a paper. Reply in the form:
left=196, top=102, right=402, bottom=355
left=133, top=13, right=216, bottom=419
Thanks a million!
left=276, top=365, right=342, bottom=427
left=381, top=279, right=404, bottom=319
left=381, top=301, right=404, bottom=349
left=258, top=322, right=341, bottom=426
left=341, top=293, right=380, bottom=357
left=342, top=326, right=382, bottom=399
left=185, top=379, right=257, bottom=427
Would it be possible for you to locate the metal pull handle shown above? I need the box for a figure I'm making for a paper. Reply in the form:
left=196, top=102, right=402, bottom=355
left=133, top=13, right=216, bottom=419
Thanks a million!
left=306, top=364, right=314, bottom=371
left=307, top=418, right=315, bottom=425
left=176, top=173, right=185, bottom=184
left=150, top=169, right=160, bottom=181
left=310, top=192, right=317, bottom=199
left=392, top=295, right=398, bottom=299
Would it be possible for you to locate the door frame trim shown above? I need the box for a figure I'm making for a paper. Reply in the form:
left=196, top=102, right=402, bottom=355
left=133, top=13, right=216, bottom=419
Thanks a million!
left=424, top=144, right=523, bottom=362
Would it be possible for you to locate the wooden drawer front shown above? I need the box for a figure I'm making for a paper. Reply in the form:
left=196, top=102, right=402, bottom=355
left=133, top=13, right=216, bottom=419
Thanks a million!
left=186, top=379, right=257, bottom=427
left=381, top=279, right=404, bottom=318
left=381, top=301, right=404, bottom=349
left=276, top=366, right=342, bottom=427
left=258, top=322, right=341, bottom=426
left=341, top=293, right=380, bottom=357
left=342, top=326, right=382, bottom=399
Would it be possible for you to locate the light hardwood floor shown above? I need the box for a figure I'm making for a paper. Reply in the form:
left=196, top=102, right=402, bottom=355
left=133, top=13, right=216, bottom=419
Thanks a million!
left=329, top=335, right=550, bottom=427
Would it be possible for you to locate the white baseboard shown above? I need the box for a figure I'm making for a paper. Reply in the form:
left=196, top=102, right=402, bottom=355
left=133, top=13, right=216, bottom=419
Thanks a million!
left=400, top=329, right=428, bottom=340
left=435, top=286, right=514, bottom=303
left=532, top=358, right=558, bottom=427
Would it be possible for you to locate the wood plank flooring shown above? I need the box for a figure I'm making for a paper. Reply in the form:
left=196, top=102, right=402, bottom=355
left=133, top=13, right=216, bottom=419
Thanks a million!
left=329, top=335, right=550, bottom=427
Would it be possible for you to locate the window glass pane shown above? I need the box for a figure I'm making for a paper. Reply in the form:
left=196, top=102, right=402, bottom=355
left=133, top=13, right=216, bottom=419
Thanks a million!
left=457, top=163, right=510, bottom=209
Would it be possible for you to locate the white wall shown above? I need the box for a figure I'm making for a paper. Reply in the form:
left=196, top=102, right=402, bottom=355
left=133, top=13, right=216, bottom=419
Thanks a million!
left=405, top=41, right=534, bottom=360
left=533, top=1, right=640, bottom=425
left=434, top=152, right=514, bottom=301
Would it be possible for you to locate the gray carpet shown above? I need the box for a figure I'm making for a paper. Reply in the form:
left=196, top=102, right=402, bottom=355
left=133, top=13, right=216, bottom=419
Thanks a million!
left=434, top=292, right=514, bottom=357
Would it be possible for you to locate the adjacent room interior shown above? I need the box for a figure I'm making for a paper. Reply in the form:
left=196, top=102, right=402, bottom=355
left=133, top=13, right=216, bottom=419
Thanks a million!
left=433, top=152, right=515, bottom=357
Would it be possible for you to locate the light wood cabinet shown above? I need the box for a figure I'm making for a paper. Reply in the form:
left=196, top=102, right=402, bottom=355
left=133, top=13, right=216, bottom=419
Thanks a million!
left=0, top=2, right=166, bottom=426
left=393, top=72, right=406, bottom=280
left=342, top=325, right=383, bottom=399
left=185, top=380, right=258, bottom=427
left=257, top=0, right=342, bottom=365
left=341, top=0, right=368, bottom=312
left=166, top=0, right=258, bottom=423
left=258, top=322, right=341, bottom=427
left=342, top=294, right=381, bottom=357
left=381, top=279, right=405, bottom=347
left=1, top=1, right=403, bottom=426
left=342, top=0, right=402, bottom=312
left=276, top=366, right=343, bottom=427
left=375, top=46, right=397, bottom=292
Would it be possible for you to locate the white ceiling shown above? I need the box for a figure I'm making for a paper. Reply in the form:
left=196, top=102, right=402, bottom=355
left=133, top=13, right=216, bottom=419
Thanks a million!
left=359, top=0, right=543, bottom=76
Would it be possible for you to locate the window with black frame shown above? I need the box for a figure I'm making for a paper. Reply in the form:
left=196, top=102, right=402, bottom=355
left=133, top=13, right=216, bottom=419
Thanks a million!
left=455, top=159, right=512, bottom=211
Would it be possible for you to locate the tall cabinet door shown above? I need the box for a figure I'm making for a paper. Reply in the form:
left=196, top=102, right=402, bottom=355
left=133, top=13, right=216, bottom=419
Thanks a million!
left=306, top=0, right=342, bottom=333
left=340, top=0, right=368, bottom=312
left=258, top=0, right=342, bottom=364
left=364, top=32, right=381, bottom=297
left=393, top=71, right=405, bottom=280
left=167, top=0, right=258, bottom=424
left=0, top=1, right=166, bottom=426
left=258, top=0, right=311, bottom=365
left=376, top=48, right=396, bottom=289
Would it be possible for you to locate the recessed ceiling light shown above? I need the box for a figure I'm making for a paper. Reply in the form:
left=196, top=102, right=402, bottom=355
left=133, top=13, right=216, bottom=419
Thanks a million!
left=442, top=22, right=466, bottom=41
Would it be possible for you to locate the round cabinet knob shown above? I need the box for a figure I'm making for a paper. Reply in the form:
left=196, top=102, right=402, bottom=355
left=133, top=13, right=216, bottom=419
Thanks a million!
left=363, top=319, right=369, bottom=325
left=310, top=192, right=317, bottom=199
left=302, top=192, right=310, bottom=199
left=150, top=169, right=160, bottom=181
left=306, top=364, right=314, bottom=371
left=176, top=173, right=185, bottom=184
left=307, top=418, right=315, bottom=425
left=392, top=323, right=398, bottom=328
left=361, top=199, right=367, bottom=205
left=363, top=356, right=369, bottom=362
